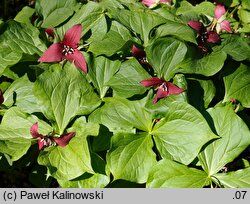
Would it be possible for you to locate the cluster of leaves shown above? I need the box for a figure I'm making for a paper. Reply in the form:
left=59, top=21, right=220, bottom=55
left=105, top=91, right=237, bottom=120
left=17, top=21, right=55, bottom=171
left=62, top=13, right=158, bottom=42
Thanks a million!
left=0, top=0, right=249, bottom=188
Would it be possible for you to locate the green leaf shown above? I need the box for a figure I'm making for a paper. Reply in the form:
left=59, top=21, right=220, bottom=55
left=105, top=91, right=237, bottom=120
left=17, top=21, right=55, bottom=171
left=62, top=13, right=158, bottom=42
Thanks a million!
left=187, top=78, right=216, bottom=110
left=214, top=168, right=250, bottom=188
left=33, top=63, right=101, bottom=135
left=198, top=105, right=250, bottom=176
left=153, top=21, right=197, bottom=44
left=111, top=9, right=166, bottom=45
left=37, top=0, right=77, bottom=28
left=147, top=159, right=210, bottom=188
left=179, top=50, right=227, bottom=76
left=3, top=75, right=40, bottom=113
left=87, top=56, right=121, bottom=98
left=223, top=64, right=250, bottom=108
left=152, top=101, right=217, bottom=165
left=57, top=1, right=104, bottom=37
left=108, top=58, right=151, bottom=98
left=0, top=107, right=52, bottom=161
left=14, top=6, right=35, bottom=25
left=107, top=132, right=156, bottom=183
left=215, top=34, right=250, bottom=61
left=88, top=21, right=133, bottom=56
left=239, top=9, right=250, bottom=24
left=0, top=20, right=46, bottom=74
left=176, top=1, right=215, bottom=20
left=58, top=173, right=109, bottom=188
left=146, top=37, right=187, bottom=80
left=38, top=117, right=99, bottom=181
left=89, top=97, right=153, bottom=133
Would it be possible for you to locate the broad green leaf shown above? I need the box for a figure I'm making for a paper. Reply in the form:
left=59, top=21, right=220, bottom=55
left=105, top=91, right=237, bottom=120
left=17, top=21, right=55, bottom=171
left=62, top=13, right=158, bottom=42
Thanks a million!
left=147, top=159, right=210, bottom=188
left=223, top=64, right=250, bottom=108
left=198, top=105, right=250, bottom=176
left=214, top=168, right=250, bottom=188
left=179, top=50, right=227, bottom=76
left=146, top=37, right=187, bottom=80
left=57, top=1, right=104, bottom=37
left=0, top=20, right=46, bottom=55
left=152, top=101, right=217, bottom=165
left=88, top=21, right=133, bottom=56
left=0, top=107, right=52, bottom=161
left=187, top=78, right=216, bottom=110
left=38, top=117, right=99, bottom=181
left=3, top=75, right=40, bottom=113
left=108, top=58, right=151, bottom=98
left=37, top=0, right=77, bottom=28
left=153, top=21, right=197, bottom=44
left=14, top=6, right=35, bottom=25
left=111, top=8, right=166, bottom=45
left=33, top=63, right=101, bottom=135
left=107, top=132, right=156, bottom=183
left=0, top=20, right=46, bottom=74
left=87, top=56, right=121, bottom=98
left=239, top=9, right=250, bottom=24
left=89, top=97, right=153, bottom=133
left=214, top=34, right=250, bottom=61
left=176, top=1, right=215, bottom=20
left=58, top=173, right=109, bottom=188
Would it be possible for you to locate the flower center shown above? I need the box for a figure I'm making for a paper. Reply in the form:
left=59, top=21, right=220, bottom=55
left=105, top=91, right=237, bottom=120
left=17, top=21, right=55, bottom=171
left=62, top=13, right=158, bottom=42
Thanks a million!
left=62, top=45, right=74, bottom=56
left=41, top=137, right=54, bottom=147
left=161, top=82, right=168, bottom=92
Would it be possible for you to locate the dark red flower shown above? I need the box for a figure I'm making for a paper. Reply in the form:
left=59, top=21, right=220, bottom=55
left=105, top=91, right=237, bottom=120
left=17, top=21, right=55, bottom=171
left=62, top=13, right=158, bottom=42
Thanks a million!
left=0, top=89, right=4, bottom=105
left=45, top=27, right=55, bottom=38
left=38, top=24, right=87, bottom=73
left=140, top=77, right=184, bottom=104
left=188, top=20, right=220, bottom=53
left=132, top=45, right=147, bottom=64
left=30, top=123, right=75, bottom=150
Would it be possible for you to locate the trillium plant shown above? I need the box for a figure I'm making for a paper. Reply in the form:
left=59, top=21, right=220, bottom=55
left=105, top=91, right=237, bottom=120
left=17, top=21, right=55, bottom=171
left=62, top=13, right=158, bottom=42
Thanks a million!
left=0, top=0, right=249, bottom=188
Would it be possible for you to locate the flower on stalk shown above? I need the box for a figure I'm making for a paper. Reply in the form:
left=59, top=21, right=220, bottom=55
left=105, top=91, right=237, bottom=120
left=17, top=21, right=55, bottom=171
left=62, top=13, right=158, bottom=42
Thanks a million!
left=188, top=20, right=220, bottom=53
left=30, top=122, right=75, bottom=150
left=0, top=89, right=4, bottom=105
left=142, top=0, right=171, bottom=8
left=132, top=45, right=147, bottom=64
left=38, top=24, right=87, bottom=73
left=140, top=77, right=184, bottom=104
left=214, top=4, right=232, bottom=33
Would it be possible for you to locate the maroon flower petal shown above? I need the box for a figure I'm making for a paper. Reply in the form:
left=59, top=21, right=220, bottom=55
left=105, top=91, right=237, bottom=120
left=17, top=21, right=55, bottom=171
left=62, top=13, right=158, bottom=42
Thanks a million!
left=188, top=20, right=203, bottom=32
left=37, top=138, right=45, bottom=150
left=132, top=45, right=146, bottom=60
left=166, top=82, right=185, bottom=95
left=30, top=123, right=44, bottom=139
left=207, top=31, right=221, bottom=43
left=45, top=27, right=54, bottom=37
left=140, top=77, right=164, bottom=87
left=0, top=89, right=4, bottom=105
left=153, top=86, right=169, bottom=104
left=38, top=43, right=63, bottom=62
left=53, top=132, right=75, bottom=148
left=220, top=20, right=232, bottom=33
left=215, top=4, right=226, bottom=20
left=62, top=24, right=82, bottom=49
left=64, top=50, right=88, bottom=73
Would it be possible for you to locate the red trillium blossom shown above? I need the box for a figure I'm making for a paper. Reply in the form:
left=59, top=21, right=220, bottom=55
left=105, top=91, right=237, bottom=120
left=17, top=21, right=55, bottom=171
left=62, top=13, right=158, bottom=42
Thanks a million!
left=38, top=24, right=87, bottom=73
left=214, top=4, right=232, bottom=33
left=188, top=20, right=220, bottom=53
left=142, top=0, right=171, bottom=8
left=132, top=45, right=147, bottom=64
left=140, top=77, right=185, bottom=104
left=30, top=123, right=75, bottom=150
left=0, top=89, right=4, bottom=105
